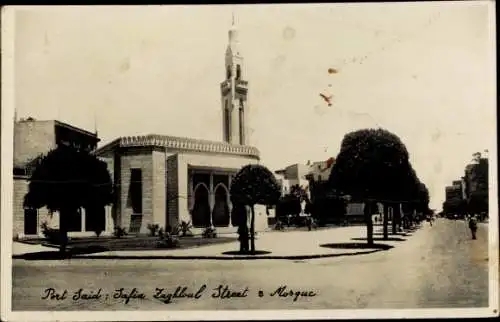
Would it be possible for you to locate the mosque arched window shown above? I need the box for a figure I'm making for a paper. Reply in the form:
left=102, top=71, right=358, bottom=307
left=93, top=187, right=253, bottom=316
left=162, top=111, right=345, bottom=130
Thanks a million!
left=227, top=66, right=231, bottom=79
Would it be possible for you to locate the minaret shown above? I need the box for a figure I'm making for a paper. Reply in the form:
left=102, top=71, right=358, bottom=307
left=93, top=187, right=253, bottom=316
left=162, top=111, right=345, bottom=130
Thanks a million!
left=220, top=14, right=248, bottom=145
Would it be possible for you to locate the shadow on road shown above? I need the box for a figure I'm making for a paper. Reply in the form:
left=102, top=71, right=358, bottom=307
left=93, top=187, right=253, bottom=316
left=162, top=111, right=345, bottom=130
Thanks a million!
left=351, top=237, right=407, bottom=242
left=13, top=246, right=109, bottom=260
left=319, top=242, right=394, bottom=251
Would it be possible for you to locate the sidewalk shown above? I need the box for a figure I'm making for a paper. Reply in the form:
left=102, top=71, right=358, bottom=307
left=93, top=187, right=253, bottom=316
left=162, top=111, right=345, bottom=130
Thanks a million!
left=79, top=225, right=418, bottom=260
left=12, top=225, right=426, bottom=260
left=12, top=241, right=56, bottom=256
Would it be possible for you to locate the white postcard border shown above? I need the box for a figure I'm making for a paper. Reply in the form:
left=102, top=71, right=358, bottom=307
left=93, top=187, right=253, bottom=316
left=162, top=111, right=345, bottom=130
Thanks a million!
left=1, top=3, right=498, bottom=321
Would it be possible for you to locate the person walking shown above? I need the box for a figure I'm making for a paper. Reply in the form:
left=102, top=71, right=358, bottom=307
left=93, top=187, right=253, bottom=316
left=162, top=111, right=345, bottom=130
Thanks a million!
left=469, top=215, right=478, bottom=240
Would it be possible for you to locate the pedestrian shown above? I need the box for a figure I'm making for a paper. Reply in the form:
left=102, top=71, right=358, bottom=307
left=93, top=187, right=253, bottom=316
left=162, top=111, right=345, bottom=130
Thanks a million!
left=469, top=215, right=478, bottom=240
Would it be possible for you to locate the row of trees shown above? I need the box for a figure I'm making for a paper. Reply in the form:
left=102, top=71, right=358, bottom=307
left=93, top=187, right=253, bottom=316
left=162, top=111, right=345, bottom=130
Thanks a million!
left=328, top=128, right=431, bottom=245
left=228, top=128, right=431, bottom=252
left=23, top=128, right=430, bottom=254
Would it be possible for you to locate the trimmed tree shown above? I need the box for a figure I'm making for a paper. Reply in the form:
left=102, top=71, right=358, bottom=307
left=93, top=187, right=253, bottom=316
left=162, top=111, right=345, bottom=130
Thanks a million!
left=24, top=145, right=113, bottom=253
left=328, top=128, right=413, bottom=245
left=394, top=164, right=421, bottom=232
left=230, top=164, right=281, bottom=254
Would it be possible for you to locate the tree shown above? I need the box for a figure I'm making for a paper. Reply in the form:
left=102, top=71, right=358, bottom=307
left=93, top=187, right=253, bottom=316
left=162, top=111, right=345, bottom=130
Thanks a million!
left=276, top=194, right=300, bottom=223
left=24, top=145, right=113, bottom=253
left=230, top=164, right=281, bottom=254
left=307, top=180, right=346, bottom=225
left=396, top=164, right=422, bottom=231
left=328, top=128, right=413, bottom=245
left=413, top=182, right=431, bottom=224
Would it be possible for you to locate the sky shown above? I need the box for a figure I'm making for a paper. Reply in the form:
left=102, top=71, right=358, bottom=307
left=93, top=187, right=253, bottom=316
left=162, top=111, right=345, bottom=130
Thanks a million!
left=9, top=2, right=496, bottom=210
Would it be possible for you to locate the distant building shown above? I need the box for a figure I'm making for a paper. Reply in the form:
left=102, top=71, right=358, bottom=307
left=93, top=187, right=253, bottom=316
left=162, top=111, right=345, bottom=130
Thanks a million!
left=274, top=163, right=310, bottom=196
left=13, top=118, right=101, bottom=238
left=307, top=157, right=335, bottom=182
left=462, top=156, right=488, bottom=215
left=304, top=157, right=335, bottom=205
left=445, top=184, right=463, bottom=202
left=463, top=158, right=488, bottom=198
left=274, top=172, right=291, bottom=196
left=345, top=202, right=384, bottom=224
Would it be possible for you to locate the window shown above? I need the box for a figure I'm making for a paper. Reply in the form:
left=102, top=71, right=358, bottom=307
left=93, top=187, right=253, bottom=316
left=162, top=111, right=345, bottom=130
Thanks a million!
left=239, top=104, right=244, bottom=145
left=130, top=168, right=142, bottom=213
left=236, top=65, right=241, bottom=80
left=227, top=66, right=231, bottom=79
left=224, top=100, right=231, bottom=141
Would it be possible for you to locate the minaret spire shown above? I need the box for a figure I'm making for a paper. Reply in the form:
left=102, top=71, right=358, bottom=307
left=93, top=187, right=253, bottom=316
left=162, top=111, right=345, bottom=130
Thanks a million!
left=93, top=107, right=98, bottom=136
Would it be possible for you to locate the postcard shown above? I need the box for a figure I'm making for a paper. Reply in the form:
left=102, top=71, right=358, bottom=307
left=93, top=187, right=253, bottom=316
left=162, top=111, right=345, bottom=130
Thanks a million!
left=1, top=2, right=498, bottom=321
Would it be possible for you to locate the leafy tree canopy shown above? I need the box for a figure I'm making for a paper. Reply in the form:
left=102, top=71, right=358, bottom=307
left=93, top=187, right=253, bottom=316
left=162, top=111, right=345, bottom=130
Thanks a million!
left=328, top=128, right=413, bottom=201
left=230, top=164, right=281, bottom=207
left=24, top=145, right=113, bottom=212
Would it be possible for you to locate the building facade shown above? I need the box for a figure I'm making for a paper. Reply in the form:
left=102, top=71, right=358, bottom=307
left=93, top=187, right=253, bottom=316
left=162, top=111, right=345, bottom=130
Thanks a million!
left=274, top=163, right=310, bottom=195
left=463, top=158, right=488, bottom=199
left=13, top=118, right=102, bottom=238
left=96, top=136, right=263, bottom=234
left=94, top=20, right=269, bottom=235
left=445, top=180, right=464, bottom=202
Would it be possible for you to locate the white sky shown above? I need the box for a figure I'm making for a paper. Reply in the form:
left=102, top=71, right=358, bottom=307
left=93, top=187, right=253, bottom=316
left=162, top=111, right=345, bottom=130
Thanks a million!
left=10, top=3, right=496, bottom=210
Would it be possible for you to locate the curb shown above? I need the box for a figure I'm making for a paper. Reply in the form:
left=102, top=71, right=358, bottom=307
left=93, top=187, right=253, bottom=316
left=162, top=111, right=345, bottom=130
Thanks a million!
left=12, top=249, right=385, bottom=261
left=68, top=248, right=385, bottom=260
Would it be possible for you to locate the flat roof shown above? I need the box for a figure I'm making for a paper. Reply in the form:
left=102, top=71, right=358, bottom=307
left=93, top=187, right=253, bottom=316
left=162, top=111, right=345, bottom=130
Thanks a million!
left=94, top=134, right=260, bottom=160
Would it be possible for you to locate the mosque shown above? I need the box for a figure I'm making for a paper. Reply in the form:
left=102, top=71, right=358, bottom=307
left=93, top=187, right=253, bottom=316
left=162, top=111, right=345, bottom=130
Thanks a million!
left=94, top=19, right=269, bottom=235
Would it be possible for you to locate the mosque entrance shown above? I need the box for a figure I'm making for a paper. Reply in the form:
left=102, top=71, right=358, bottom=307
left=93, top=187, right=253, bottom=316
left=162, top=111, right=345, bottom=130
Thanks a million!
left=192, top=184, right=211, bottom=227
left=212, top=185, right=230, bottom=227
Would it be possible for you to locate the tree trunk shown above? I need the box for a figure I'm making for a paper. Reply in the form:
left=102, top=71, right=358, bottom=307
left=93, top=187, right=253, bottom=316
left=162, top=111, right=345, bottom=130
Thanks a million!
left=365, top=202, right=373, bottom=246
left=392, top=203, right=401, bottom=234
left=250, top=205, right=256, bottom=254
left=59, top=208, right=70, bottom=254
left=237, top=205, right=249, bottom=253
left=383, top=203, right=389, bottom=240
left=392, top=203, right=398, bottom=234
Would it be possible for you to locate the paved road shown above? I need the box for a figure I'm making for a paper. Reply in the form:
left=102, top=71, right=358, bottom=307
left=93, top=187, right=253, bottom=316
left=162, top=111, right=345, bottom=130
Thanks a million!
left=12, top=218, right=489, bottom=310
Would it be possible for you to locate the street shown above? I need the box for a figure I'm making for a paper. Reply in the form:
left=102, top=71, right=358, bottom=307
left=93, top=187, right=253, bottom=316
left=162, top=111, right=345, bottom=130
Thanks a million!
left=12, top=218, right=489, bottom=310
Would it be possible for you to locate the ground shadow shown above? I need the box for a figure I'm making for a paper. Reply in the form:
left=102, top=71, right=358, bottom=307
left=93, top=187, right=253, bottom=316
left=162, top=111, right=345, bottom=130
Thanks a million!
left=13, top=246, right=109, bottom=260
left=319, top=242, right=394, bottom=251
left=351, top=237, right=407, bottom=242
left=222, top=250, right=272, bottom=256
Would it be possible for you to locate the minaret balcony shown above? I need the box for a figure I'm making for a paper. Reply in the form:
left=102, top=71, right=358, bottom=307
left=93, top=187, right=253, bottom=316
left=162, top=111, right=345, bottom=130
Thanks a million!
left=236, top=80, right=248, bottom=87
left=235, top=86, right=248, bottom=96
